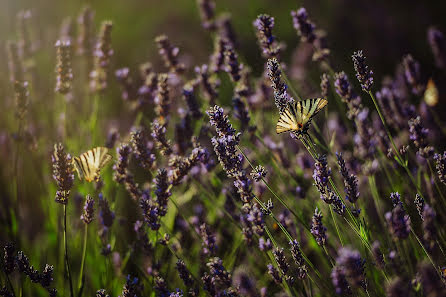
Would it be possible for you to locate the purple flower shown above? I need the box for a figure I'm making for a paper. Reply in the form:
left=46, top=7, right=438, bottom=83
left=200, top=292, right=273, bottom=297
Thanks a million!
left=408, top=116, right=434, bottom=158
left=434, top=152, right=446, bottom=185
left=267, top=58, right=290, bottom=113
left=267, top=264, right=282, bottom=284
left=320, top=73, right=330, bottom=98
left=55, top=40, right=73, bottom=94
left=331, top=266, right=352, bottom=295
left=80, top=195, right=94, bottom=224
left=98, top=193, right=115, bottom=228
left=385, top=203, right=411, bottom=240
left=310, top=208, right=327, bottom=246
left=422, top=204, right=437, bottom=251
left=402, top=54, right=424, bottom=96
left=155, top=35, right=185, bottom=74
left=336, top=152, right=359, bottom=204
left=352, top=50, right=374, bottom=92
left=3, top=243, right=15, bottom=274
left=427, top=27, right=446, bottom=69
left=334, top=72, right=362, bottom=120
left=291, top=8, right=316, bottom=43
left=253, top=14, right=281, bottom=58
left=335, top=247, right=367, bottom=290
left=289, top=240, right=307, bottom=279
left=52, top=143, right=74, bottom=205
left=371, top=241, right=385, bottom=269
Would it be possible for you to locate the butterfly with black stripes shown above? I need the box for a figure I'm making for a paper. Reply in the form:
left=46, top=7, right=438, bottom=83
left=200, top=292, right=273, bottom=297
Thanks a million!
left=73, top=147, right=112, bottom=182
left=276, top=98, right=328, bottom=137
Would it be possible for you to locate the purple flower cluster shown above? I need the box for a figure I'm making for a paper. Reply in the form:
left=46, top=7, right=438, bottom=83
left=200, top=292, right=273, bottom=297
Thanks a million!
left=310, top=208, right=327, bottom=246
left=336, top=152, right=359, bottom=204
left=335, top=247, right=367, bottom=290
left=52, top=143, right=74, bottom=205
left=402, top=54, right=424, bottom=96
left=408, top=116, right=434, bottom=158
left=434, top=152, right=446, bottom=185
left=253, top=14, right=281, bottom=59
left=80, top=194, right=95, bottom=224
left=55, top=40, right=73, bottom=94
left=352, top=50, right=374, bottom=92
left=156, top=35, right=185, bottom=74
left=334, top=72, right=362, bottom=120
left=427, top=27, right=446, bottom=68
left=266, top=58, right=291, bottom=113
left=385, top=196, right=411, bottom=240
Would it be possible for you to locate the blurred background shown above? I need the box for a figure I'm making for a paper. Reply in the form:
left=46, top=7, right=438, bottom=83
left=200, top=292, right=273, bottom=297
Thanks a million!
left=1, top=0, right=446, bottom=80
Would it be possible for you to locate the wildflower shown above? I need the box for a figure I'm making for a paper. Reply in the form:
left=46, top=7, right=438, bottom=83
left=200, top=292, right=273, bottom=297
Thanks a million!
left=402, top=54, right=424, bottom=95
left=154, top=168, right=171, bottom=217
left=334, top=71, right=362, bottom=120
left=250, top=165, right=267, bottom=182
left=113, top=143, right=132, bottom=184
left=272, top=248, right=289, bottom=275
left=434, top=152, right=446, bottom=185
left=216, top=13, right=238, bottom=48
left=291, top=7, right=316, bottom=43
left=422, top=204, right=437, bottom=251
left=134, top=220, right=153, bottom=254
left=207, top=105, right=237, bottom=137
left=154, top=73, right=171, bottom=124
left=200, top=223, right=217, bottom=256
left=331, top=266, right=352, bottom=296
left=81, top=195, right=94, bottom=224
left=77, top=6, right=94, bottom=65
left=207, top=257, right=232, bottom=288
left=3, top=243, right=15, bottom=274
left=52, top=143, right=74, bottom=204
left=202, top=273, right=216, bottom=296
left=7, top=41, right=24, bottom=83
left=115, top=68, right=136, bottom=101
left=233, top=271, right=257, bottom=297
left=224, top=44, right=242, bottom=82
left=335, top=247, right=367, bottom=290
left=427, top=27, right=446, bottom=68
left=232, top=97, right=251, bottom=132
left=121, top=275, right=143, bottom=297
left=414, top=194, right=425, bottom=220
left=90, top=21, right=113, bottom=92
left=385, top=277, right=410, bottom=297
left=169, top=289, right=183, bottom=297
left=408, top=116, right=434, bottom=158
left=96, top=289, right=110, bottom=297
left=310, top=208, right=327, bottom=246
left=418, top=262, right=446, bottom=296
left=39, top=264, right=54, bottom=288
left=389, top=192, right=402, bottom=207
left=98, top=193, right=115, bottom=228
left=105, top=128, right=119, bottom=149
left=267, top=264, right=282, bottom=284
left=140, top=190, right=160, bottom=231
left=267, top=58, right=290, bottom=112
left=151, top=120, right=172, bottom=155
left=156, top=35, right=185, bottom=74
left=336, top=152, right=359, bottom=204
left=55, top=40, right=73, bottom=94
left=169, top=146, right=205, bottom=185
left=313, top=154, right=331, bottom=188
left=289, top=240, right=307, bottom=279
left=195, top=64, right=220, bottom=103
left=197, top=0, right=216, bottom=30
left=385, top=203, right=411, bottom=240
left=352, top=50, right=374, bottom=92
left=176, top=259, right=195, bottom=287
left=130, top=129, right=155, bottom=170
left=182, top=81, right=202, bottom=119
left=14, top=80, right=29, bottom=121
left=320, top=73, right=330, bottom=98
left=253, top=14, right=281, bottom=58
left=371, top=241, right=385, bottom=269
left=210, top=36, right=227, bottom=73
left=0, top=287, right=13, bottom=297
left=259, top=237, right=272, bottom=251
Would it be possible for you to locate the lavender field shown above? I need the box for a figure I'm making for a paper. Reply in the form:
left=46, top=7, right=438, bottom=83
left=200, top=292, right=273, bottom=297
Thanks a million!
left=1, top=0, right=446, bottom=296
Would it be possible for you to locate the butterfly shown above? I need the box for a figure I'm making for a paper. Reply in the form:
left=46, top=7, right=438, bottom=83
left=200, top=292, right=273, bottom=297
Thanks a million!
left=73, top=147, right=112, bottom=182
left=424, top=78, right=439, bottom=107
left=276, top=98, right=328, bottom=136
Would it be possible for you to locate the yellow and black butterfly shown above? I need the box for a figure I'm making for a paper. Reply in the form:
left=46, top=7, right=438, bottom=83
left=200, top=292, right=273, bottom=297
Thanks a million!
left=73, top=147, right=112, bottom=182
left=276, top=98, right=328, bottom=136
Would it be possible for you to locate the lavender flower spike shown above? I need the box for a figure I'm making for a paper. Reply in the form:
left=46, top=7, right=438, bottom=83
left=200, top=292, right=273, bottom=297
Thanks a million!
left=352, top=50, right=374, bottom=92
left=434, top=152, right=446, bottom=185
left=291, top=7, right=316, bottom=43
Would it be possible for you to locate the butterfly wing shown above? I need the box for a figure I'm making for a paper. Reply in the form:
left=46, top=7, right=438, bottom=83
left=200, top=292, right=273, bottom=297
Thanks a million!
left=276, top=104, right=299, bottom=134
left=299, top=98, right=328, bottom=125
left=75, top=147, right=112, bottom=182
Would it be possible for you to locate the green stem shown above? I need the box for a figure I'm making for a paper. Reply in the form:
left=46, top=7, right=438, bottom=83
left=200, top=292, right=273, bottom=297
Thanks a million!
left=77, top=223, right=88, bottom=297
left=63, top=205, right=74, bottom=297
left=410, top=228, right=442, bottom=278
left=329, top=205, right=344, bottom=246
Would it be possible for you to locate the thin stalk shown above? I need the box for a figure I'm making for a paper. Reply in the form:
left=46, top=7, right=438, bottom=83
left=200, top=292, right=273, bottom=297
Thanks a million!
left=77, top=223, right=88, bottom=297
left=236, top=145, right=309, bottom=229
left=63, top=205, right=74, bottom=297
left=5, top=273, right=16, bottom=297
left=368, top=91, right=425, bottom=199
left=410, top=228, right=442, bottom=278
left=329, top=205, right=344, bottom=246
